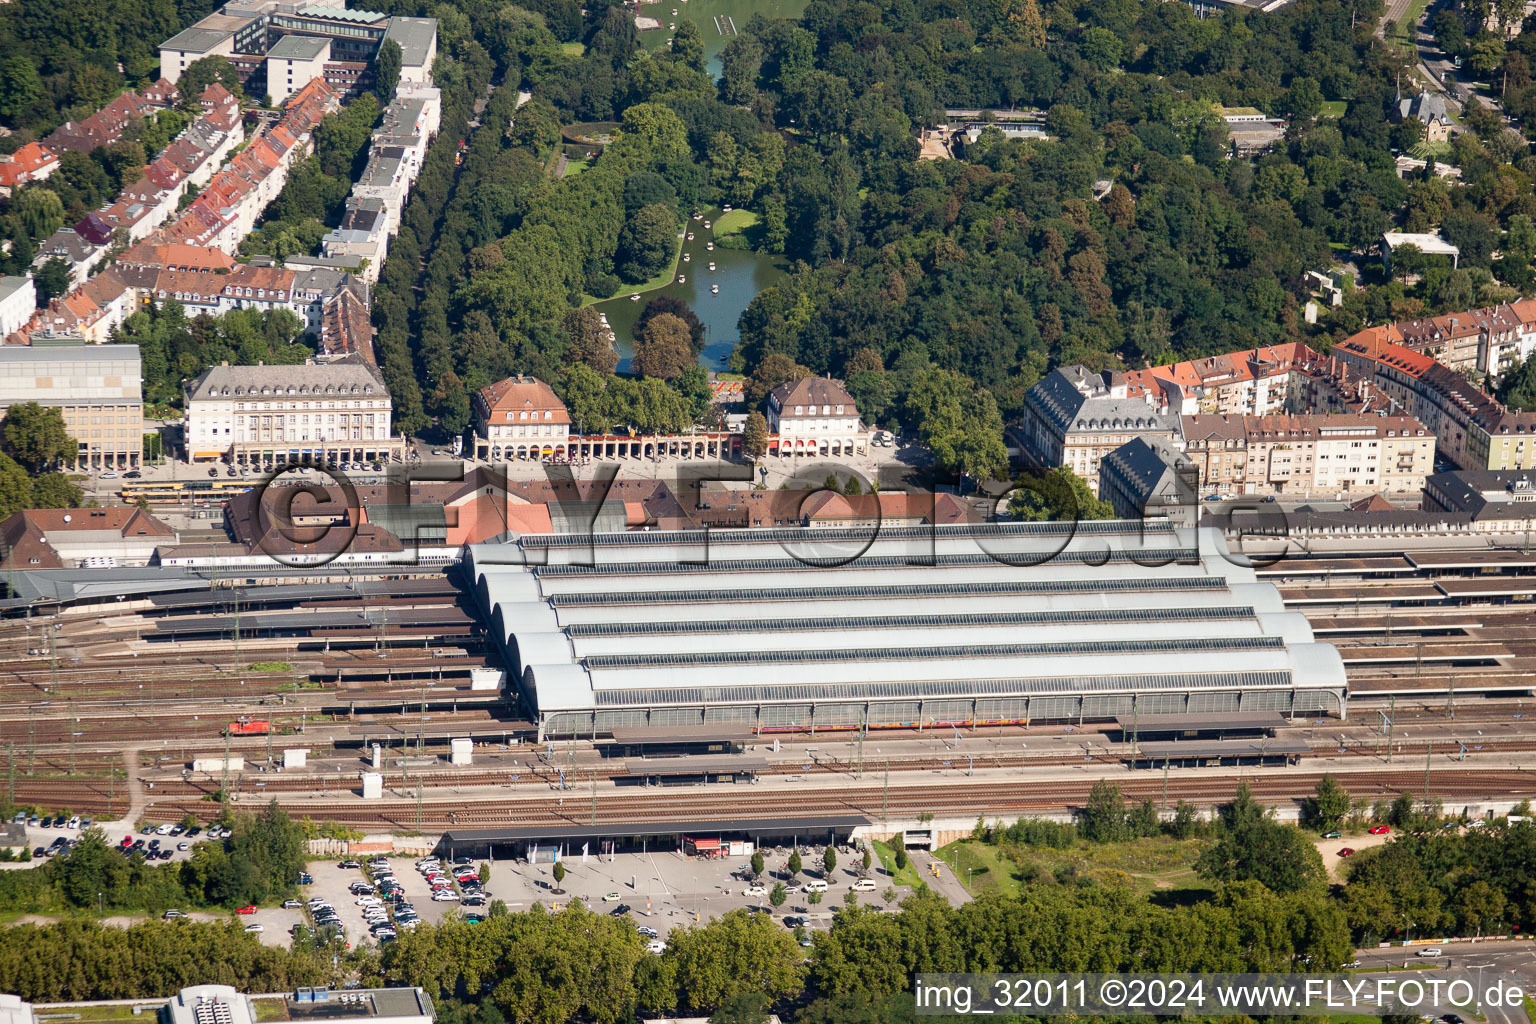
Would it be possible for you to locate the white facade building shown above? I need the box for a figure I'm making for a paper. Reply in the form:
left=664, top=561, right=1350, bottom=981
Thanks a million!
left=766, top=377, right=864, bottom=457
left=0, top=277, right=36, bottom=339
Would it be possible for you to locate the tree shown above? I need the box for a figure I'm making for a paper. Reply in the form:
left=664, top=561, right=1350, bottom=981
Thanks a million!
left=33, top=260, right=70, bottom=306
left=822, top=846, right=837, bottom=877
left=1082, top=779, right=1128, bottom=843
left=745, top=354, right=811, bottom=408
left=903, top=367, right=1009, bottom=481
left=0, top=58, right=43, bottom=121
left=787, top=848, right=802, bottom=878
left=1497, top=357, right=1536, bottom=411
left=376, top=38, right=403, bottom=99
left=750, top=850, right=765, bottom=877
left=616, top=203, right=678, bottom=283
left=1388, top=792, right=1418, bottom=829
left=478, top=862, right=490, bottom=884
left=562, top=308, right=618, bottom=375
left=1284, top=76, right=1325, bottom=120
left=743, top=411, right=768, bottom=460
left=177, top=57, right=241, bottom=108
left=668, top=909, right=806, bottom=1011
left=861, top=846, right=872, bottom=872
left=0, top=454, right=31, bottom=520
left=633, top=313, right=695, bottom=381
left=14, top=188, right=63, bottom=240
left=1197, top=783, right=1326, bottom=893
left=1307, top=775, right=1353, bottom=831
left=768, top=883, right=786, bottom=910
left=671, top=21, right=707, bottom=74
left=709, top=992, right=770, bottom=1024
left=1128, top=799, right=1160, bottom=838
left=2, top=403, right=74, bottom=474
left=893, top=845, right=908, bottom=871
left=30, top=474, right=82, bottom=509
left=552, top=860, right=566, bottom=891
left=636, top=296, right=706, bottom=356
left=1008, top=466, right=1114, bottom=522
left=807, top=889, right=822, bottom=908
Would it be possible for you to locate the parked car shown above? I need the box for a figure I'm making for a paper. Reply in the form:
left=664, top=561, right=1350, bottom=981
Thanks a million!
left=162, top=909, right=185, bottom=920
left=1368, top=825, right=1391, bottom=835
left=1338, top=848, right=1355, bottom=857
left=1417, top=947, right=1443, bottom=958
left=602, top=892, right=622, bottom=902
left=743, top=885, right=768, bottom=897
left=244, top=924, right=263, bottom=933
left=339, top=860, right=361, bottom=869
left=236, top=905, right=258, bottom=915
left=282, top=899, right=303, bottom=909
left=646, top=939, right=665, bottom=954
left=1322, top=831, right=1342, bottom=839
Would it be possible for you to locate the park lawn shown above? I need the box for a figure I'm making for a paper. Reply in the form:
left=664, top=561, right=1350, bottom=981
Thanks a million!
left=712, top=209, right=760, bottom=236
left=872, top=840, right=930, bottom=894
left=1411, top=140, right=1454, bottom=160
left=561, top=157, right=590, bottom=177
left=1319, top=101, right=1348, bottom=118
left=937, top=835, right=1209, bottom=896
left=581, top=233, right=684, bottom=306
left=560, top=41, right=585, bottom=56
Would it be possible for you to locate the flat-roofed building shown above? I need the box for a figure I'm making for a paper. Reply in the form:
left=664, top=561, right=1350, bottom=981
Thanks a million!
left=467, top=521, right=1347, bottom=740
left=0, top=343, right=143, bottom=469
left=267, top=33, right=331, bottom=105
left=383, top=17, right=438, bottom=86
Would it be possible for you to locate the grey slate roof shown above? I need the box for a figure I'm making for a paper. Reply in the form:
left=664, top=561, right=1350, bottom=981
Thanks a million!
left=186, top=354, right=385, bottom=400
left=1027, top=365, right=1180, bottom=435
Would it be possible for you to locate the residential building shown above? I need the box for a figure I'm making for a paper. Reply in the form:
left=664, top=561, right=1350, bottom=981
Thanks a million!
left=1334, top=328, right=1536, bottom=470
left=0, top=343, right=144, bottom=470
left=1180, top=413, right=1436, bottom=497
left=0, top=143, right=59, bottom=196
left=32, top=225, right=109, bottom=289
left=0, top=506, right=176, bottom=569
left=1424, top=469, right=1536, bottom=531
left=319, top=282, right=375, bottom=362
left=1098, top=437, right=1199, bottom=526
left=43, top=87, right=173, bottom=155
left=183, top=354, right=403, bottom=466
left=1393, top=90, right=1453, bottom=143
left=1018, top=365, right=1180, bottom=494
left=1124, top=342, right=1320, bottom=416
left=766, top=377, right=864, bottom=457
left=473, top=375, right=571, bottom=461
left=0, top=277, right=36, bottom=339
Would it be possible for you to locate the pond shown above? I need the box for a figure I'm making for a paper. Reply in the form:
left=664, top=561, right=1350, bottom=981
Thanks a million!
left=593, top=209, right=788, bottom=372
left=637, top=0, right=812, bottom=77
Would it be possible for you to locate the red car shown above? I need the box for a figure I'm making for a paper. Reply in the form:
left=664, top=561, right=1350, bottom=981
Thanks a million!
left=1369, top=825, right=1391, bottom=835
left=236, top=905, right=258, bottom=915
left=1338, top=848, right=1356, bottom=857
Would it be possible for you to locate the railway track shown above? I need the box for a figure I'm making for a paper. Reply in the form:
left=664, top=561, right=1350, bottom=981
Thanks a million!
left=135, top=766, right=1536, bottom=830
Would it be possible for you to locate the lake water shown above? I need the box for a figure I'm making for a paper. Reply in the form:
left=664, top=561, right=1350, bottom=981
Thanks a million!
left=637, top=0, right=812, bottom=77
left=594, top=210, right=788, bottom=372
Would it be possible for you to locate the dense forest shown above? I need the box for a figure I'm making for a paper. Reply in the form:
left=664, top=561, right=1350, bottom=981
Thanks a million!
left=355, top=0, right=1536, bottom=477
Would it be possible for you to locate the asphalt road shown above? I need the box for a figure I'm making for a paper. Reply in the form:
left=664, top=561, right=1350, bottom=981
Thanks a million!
left=1351, top=940, right=1536, bottom=1024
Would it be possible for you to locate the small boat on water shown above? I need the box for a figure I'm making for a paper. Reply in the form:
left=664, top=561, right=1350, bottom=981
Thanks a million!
left=630, top=293, right=640, bottom=301
left=708, top=262, right=716, bottom=271
left=703, top=221, right=711, bottom=229
left=693, top=213, right=702, bottom=220
left=706, top=242, right=713, bottom=251
left=711, top=284, right=719, bottom=294
left=723, top=204, right=732, bottom=211
left=678, top=275, right=686, bottom=283
left=669, top=22, right=675, bottom=29
left=687, top=232, right=695, bottom=241
left=683, top=253, right=691, bottom=262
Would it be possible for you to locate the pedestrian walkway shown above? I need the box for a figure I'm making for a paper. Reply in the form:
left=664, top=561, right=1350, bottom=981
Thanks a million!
left=915, top=851, right=973, bottom=906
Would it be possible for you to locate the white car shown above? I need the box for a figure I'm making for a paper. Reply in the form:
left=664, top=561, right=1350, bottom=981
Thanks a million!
left=636, top=925, right=658, bottom=937
left=850, top=878, right=877, bottom=892
left=66, top=816, right=80, bottom=829
left=156, top=824, right=174, bottom=835
left=646, top=939, right=665, bottom=954
left=781, top=885, right=799, bottom=895
left=743, top=886, right=768, bottom=897
left=355, top=897, right=381, bottom=907
left=1417, top=948, right=1443, bottom=958
left=433, top=891, right=460, bottom=901
left=244, top=923, right=264, bottom=933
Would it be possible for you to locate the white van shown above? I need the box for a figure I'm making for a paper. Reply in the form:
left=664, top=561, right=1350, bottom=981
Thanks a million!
left=801, top=879, right=829, bottom=893
left=850, top=878, right=877, bottom=892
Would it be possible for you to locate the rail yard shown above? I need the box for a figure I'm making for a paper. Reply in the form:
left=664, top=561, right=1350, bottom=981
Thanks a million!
left=5, top=527, right=1536, bottom=829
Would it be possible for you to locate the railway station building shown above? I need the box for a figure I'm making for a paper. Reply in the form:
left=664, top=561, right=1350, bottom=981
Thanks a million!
left=466, top=521, right=1349, bottom=740
left=437, top=814, right=869, bottom=861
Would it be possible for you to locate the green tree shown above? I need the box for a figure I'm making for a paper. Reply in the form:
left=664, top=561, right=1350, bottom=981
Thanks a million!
left=708, top=992, right=770, bottom=1024
left=668, top=909, right=806, bottom=1012
left=1, top=403, right=74, bottom=474
left=376, top=38, right=403, bottom=99
left=893, top=845, right=908, bottom=871
left=750, top=849, right=764, bottom=877
left=177, top=57, right=242, bottom=108
left=1306, top=775, right=1352, bottom=831
left=0, top=454, right=32, bottom=520
left=1497, top=357, right=1536, bottom=411
left=822, top=846, right=837, bottom=877
left=743, top=411, right=768, bottom=460
left=1082, top=779, right=1128, bottom=843
left=30, top=474, right=82, bottom=509
left=32, top=260, right=71, bottom=306
left=616, top=203, right=677, bottom=283
left=633, top=313, right=695, bottom=381
left=904, top=367, right=1008, bottom=481
left=1197, top=783, right=1326, bottom=892
left=14, top=188, right=63, bottom=240
left=671, top=21, right=707, bottom=74
left=478, top=862, right=490, bottom=884
left=562, top=308, right=618, bottom=375
left=0, top=58, right=43, bottom=121
left=552, top=860, right=566, bottom=890
left=768, top=883, right=786, bottom=910
left=787, top=847, right=802, bottom=878
left=861, top=846, right=872, bottom=872
left=1008, top=466, right=1114, bottom=521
